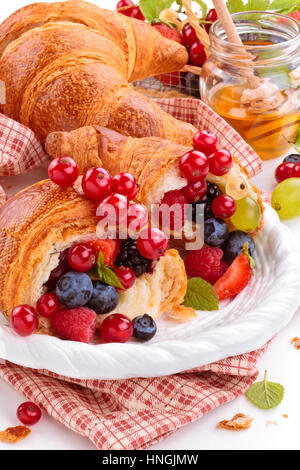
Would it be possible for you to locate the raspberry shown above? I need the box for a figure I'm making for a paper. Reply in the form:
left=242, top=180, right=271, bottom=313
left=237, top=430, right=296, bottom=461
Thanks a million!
left=159, top=190, right=187, bottom=231
left=52, top=307, right=97, bottom=343
left=184, top=246, right=224, bottom=284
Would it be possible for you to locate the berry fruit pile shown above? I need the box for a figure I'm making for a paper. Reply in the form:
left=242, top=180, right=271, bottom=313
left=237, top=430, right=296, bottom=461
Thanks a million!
left=159, top=128, right=258, bottom=299
left=116, top=1, right=218, bottom=96
left=10, top=163, right=169, bottom=343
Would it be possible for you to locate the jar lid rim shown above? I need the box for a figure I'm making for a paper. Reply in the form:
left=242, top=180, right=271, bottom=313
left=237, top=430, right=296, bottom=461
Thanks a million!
left=211, top=10, right=300, bottom=52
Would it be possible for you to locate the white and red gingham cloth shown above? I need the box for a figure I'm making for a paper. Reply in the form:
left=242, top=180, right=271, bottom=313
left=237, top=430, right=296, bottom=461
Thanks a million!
left=0, top=99, right=267, bottom=450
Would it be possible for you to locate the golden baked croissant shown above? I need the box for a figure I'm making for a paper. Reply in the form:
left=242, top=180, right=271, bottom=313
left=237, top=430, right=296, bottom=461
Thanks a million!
left=46, top=125, right=264, bottom=236
left=0, top=0, right=196, bottom=145
left=0, top=179, right=193, bottom=337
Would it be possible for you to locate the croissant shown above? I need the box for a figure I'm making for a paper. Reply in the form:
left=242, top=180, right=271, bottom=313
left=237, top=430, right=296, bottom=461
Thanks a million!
left=46, top=125, right=265, bottom=236
left=0, top=179, right=193, bottom=337
left=0, top=0, right=196, bottom=145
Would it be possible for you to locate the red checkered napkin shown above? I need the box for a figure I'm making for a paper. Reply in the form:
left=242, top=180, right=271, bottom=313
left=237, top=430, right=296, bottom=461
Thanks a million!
left=0, top=344, right=268, bottom=450
left=0, top=102, right=265, bottom=450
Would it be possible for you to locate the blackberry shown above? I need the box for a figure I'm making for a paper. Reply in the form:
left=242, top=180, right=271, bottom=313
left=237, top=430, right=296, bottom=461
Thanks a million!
left=188, top=195, right=212, bottom=224
left=115, top=238, right=151, bottom=277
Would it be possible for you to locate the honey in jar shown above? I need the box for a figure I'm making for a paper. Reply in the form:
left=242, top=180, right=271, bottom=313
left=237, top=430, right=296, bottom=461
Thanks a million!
left=201, top=12, right=300, bottom=160
left=210, top=83, right=300, bottom=160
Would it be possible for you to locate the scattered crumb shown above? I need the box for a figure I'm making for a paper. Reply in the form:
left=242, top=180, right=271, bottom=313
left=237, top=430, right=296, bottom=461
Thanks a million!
left=166, top=305, right=197, bottom=322
left=217, top=413, right=253, bottom=431
left=282, top=414, right=288, bottom=419
left=291, top=337, right=300, bottom=349
left=265, top=420, right=278, bottom=427
left=0, top=425, right=31, bottom=443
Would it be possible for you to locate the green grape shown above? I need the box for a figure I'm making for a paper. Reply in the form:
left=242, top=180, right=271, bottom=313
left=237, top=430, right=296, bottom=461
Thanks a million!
left=271, top=178, right=300, bottom=220
left=230, top=197, right=261, bottom=232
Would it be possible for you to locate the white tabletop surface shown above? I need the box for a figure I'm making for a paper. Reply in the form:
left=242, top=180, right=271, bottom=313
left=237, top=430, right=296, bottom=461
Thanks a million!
left=0, top=0, right=300, bottom=451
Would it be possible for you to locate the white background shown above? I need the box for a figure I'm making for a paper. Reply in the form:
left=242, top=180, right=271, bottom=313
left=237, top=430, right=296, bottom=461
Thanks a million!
left=0, top=0, right=299, bottom=451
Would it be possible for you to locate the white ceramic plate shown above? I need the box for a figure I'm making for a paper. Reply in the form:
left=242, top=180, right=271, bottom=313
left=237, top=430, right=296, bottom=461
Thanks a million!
left=0, top=205, right=299, bottom=380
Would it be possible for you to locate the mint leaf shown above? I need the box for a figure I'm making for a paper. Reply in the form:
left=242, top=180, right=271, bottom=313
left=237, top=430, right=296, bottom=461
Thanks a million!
left=100, top=266, right=124, bottom=289
left=183, top=277, right=219, bottom=311
left=246, top=370, right=284, bottom=409
left=139, top=0, right=174, bottom=22
left=88, top=251, right=124, bottom=289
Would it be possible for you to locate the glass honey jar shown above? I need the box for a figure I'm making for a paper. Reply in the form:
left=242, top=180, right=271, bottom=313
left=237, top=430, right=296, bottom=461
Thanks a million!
left=200, top=11, right=300, bottom=160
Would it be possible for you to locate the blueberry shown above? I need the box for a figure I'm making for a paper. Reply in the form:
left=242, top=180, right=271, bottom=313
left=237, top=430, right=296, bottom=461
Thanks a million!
left=87, top=281, right=119, bottom=314
left=132, top=314, right=157, bottom=342
left=206, top=182, right=222, bottom=200
left=204, top=217, right=229, bottom=246
left=56, top=271, right=93, bottom=308
left=283, top=154, right=300, bottom=164
left=222, top=230, right=255, bottom=265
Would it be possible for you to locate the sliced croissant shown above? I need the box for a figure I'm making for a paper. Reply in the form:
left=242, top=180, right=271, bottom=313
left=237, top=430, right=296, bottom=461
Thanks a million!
left=0, top=180, right=188, bottom=335
left=46, top=126, right=264, bottom=236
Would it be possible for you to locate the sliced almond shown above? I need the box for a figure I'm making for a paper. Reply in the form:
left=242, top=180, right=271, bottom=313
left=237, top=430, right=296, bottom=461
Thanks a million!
left=218, top=413, right=253, bottom=431
left=0, top=425, right=31, bottom=443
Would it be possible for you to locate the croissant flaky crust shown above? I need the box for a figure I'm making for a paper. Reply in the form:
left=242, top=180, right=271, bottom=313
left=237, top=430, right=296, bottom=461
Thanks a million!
left=0, top=0, right=195, bottom=144
left=46, top=126, right=265, bottom=235
left=0, top=180, right=188, bottom=335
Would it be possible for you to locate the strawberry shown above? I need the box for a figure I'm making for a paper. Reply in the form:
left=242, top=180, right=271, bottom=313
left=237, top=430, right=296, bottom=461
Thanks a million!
left=52, top=307, right=97, bottom=343
left=152, top=23, right=184, bottom=86
left=214, top=245, right=255, bottom=300
left=88, top=239, right=120, bottom=266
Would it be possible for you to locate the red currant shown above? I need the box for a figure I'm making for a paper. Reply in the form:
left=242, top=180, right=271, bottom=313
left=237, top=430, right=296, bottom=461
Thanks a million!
left=127, top=202, right=149, bottom=233
left=112, top=172, right=138, bottom=200
left=10, top=305, right=39, bottom=336
left=137, top=227, right=169, bottom=260
left=206, top=8, right=218, bottom=33
left=193, top=130, right=218, bottom=155
left=292, top=163, right=300, bottom=178
left=117, top=0, right=144, bottom=20
left=212, top=195, right=236, bottom=219
left=179, top=150, right=209, bottom=182
left=97, top=193, right=129, bottom=225
left=189, top=40, right=207, bottom=67
left=209, top=149, right=233, bottom=176
left=114, top=266, right=136, bottom=290
left=82, top=167, right=112, bottom=200
left=37, top=293, right=60, bottom=318
left=17, top=402, right=42, bottom=425
left=180, top=179, right=207, bottom=203
left=48, top=157, right=79, bottom=188
left=275, top=162, right=295, bottom=182
left=182, top=23, right=198, bottom=47
left=68, top=243, right=96, bottom=272
left=100, top=313, right=133, bottom=343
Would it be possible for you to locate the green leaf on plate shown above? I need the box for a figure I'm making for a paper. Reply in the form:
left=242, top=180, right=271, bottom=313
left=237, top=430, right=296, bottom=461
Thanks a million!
left=246, top=370, right=284, bottom=409
left=183, top=277, right=219, bottom=311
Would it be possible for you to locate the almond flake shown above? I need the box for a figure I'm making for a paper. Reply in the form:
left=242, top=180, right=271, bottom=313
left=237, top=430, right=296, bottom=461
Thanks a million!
left=291, top=337, right=300, bottom=349
left=0, top=425, right=31, bottom=443
left=217, top=413, right=253, bottom=431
